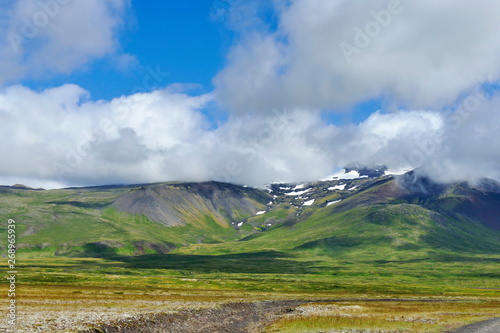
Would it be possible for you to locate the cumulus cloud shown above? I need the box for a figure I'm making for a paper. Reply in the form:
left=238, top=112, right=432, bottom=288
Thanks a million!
left=421, top=93, right=500, bottom=184
left=0, top=0, right=131, bottom=85
left=1, top=0, right=500, bottom=188
left=1, top=83, right=500, bottom=188
left=0, top=85, right=212, bottom=187
left=215, top=0, right=500, bottom=113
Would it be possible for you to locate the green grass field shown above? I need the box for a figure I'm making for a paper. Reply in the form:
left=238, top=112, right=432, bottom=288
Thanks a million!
left=1, top=253, right=499, bottom=332
left=1, top=180, right=499, bottom=331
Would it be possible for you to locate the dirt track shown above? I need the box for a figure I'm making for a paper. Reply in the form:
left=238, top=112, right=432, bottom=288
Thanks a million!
left=450, top=317, right=500, bottom=333
left=81, top=300, right=500, bottom=333
left=81, top=300, right=304, bottom=333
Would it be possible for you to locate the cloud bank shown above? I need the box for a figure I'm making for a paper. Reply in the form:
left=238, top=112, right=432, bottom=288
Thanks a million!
left=215, top=0, right=500, bottom=112
left=1, top=84, right=499, bottom=188
left=1, top=0, right=500, bottom=188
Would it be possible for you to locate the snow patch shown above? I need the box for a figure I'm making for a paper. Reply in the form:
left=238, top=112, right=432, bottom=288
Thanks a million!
left=322, top=169, right=361, bottom=181
left=303, top=199, right=315, bottom=206
left=237, top=222, right=243, bottom=227
left=285, top=189, right=311, bottom=196
left=327, top=199, right=342, bottom=207
left=256, top=211, right=266, bottom=215
left=348, top=185, right=359, bottom=191
left=386, top=168, right=410, bottom=176
left=292, top=184, right=305, bottom=190
left=328, top=184, right=346, bottom=191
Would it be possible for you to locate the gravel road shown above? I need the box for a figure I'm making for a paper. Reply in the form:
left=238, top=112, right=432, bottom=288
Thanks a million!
left=81, top=300, right=500, bottom=333
left=451, top=318, right=500, bottom=333
left=80, top=300, right=305, bottom=333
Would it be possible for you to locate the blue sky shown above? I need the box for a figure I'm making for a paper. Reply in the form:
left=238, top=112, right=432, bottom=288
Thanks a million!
left=1, top=0, right=500, bottom=188
left=21, top=1, right=227, bottom=101
left=6, top=0, right=395, bottom=125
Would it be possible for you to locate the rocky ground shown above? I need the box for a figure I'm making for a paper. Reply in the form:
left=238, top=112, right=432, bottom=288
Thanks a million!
left=81, top=300, right=500, bottom=333
left=450, top=317, right=500, bottom=333
left=80, top=300, right=305, bottom=333
left=3, top=299, right=498, bottom=332
left=0, top=299, right=217, bottom=332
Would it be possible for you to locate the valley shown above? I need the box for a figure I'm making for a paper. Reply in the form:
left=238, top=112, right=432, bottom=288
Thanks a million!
left=1, top=169, right=499, bottom=332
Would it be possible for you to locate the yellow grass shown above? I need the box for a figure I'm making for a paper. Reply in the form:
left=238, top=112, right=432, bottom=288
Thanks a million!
left=266, top=300, right=500, bottom=332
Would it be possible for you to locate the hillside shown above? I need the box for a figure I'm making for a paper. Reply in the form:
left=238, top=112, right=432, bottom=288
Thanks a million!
left=178, top=172, right=500, bottom=259
left=1, top=171, right=499, bottom=260
left=0, top=182, right=270, bottom=257
left=113, top=181, right=270, bottom=227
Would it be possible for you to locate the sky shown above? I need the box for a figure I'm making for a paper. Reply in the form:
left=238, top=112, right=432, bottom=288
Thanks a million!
left=1, top=0, right=500, bottom=189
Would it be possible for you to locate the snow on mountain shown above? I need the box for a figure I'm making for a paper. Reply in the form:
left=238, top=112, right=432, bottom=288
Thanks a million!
left=328, top=184, right=346, bottom=191
left=385, top=168, right=411, bottom=176
left=285, top=188, right=312, bottom=196
left=303, top=199, right=315, bottom=206
left=322, top=164, right=389, bottom=181
left=321, top=169, right=361, bottom=181
left=263, top=164, right=388, bottom=194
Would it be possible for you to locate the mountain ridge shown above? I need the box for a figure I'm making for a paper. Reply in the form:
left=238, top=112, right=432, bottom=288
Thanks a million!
left=0, top=169, right=499, bottom=259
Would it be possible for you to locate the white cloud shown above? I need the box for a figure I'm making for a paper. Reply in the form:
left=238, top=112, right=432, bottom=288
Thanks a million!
left=1, top=83, right=499, bottom=188
left=0, top=84, right=338, bottom=187
left=0, top=0, right=130, bottom=85
left=421, top=93, right=500, bottom=184
left=1, top=0, right=500, bottom=188
left=0, top=85, right=212, bottom=187
left=215, top=0, right=500, bottom=113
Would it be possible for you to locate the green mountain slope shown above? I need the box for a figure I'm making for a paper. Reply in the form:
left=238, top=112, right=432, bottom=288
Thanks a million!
left=113, top=182, right=270, bottom=227
left=177, top=175, right=500, bottom=259
left=0, top=173, right=499, bottom=261
left=0, top=182, right=270, bottom=257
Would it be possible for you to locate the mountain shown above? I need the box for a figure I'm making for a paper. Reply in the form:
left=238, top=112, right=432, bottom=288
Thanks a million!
left=1, top=184, right=45, bottom=190
left=113, top=182, right=270, bottom=227
left=0, top=181, right=270, bottom=257
left=181, top=169, right=499, bottom=259
left=1, top=170, right=499, bottom=260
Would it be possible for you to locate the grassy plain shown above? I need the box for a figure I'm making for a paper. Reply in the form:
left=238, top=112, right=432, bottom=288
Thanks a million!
left=1, top=252, right=499, bottom=332
left=1, top=180, right=499, bottom=331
